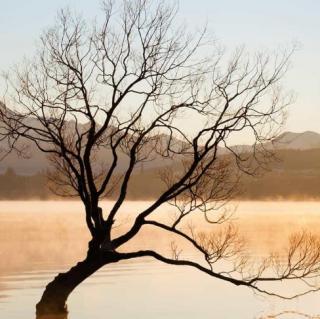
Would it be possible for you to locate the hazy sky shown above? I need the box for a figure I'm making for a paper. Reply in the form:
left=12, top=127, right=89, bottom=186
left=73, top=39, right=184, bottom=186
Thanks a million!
left=0, top=0, right=319, bottom=136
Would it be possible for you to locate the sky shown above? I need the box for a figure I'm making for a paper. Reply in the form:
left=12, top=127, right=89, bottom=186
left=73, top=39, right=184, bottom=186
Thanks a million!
left=0, top=0, right=319, bottom=138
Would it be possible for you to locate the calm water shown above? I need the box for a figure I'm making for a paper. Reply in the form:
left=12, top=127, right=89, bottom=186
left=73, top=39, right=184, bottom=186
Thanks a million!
left=1, top=201, right=320, bottom=319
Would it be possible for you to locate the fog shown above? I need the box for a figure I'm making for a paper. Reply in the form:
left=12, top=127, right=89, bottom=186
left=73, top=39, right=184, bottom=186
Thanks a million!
left=1, top=200, right=320, bottom=273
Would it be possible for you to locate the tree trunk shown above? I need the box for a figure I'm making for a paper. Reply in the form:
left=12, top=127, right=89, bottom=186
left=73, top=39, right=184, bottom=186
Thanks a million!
left=36, top=248, right=116, bottom=317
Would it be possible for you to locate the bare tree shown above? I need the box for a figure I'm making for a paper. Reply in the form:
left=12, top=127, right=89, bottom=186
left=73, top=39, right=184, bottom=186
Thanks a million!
left=1, top=0, right=320, bottom=317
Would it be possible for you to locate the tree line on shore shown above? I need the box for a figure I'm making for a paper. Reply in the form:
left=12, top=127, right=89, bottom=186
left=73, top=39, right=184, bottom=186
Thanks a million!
left=1, top=148, right=320, bottom=200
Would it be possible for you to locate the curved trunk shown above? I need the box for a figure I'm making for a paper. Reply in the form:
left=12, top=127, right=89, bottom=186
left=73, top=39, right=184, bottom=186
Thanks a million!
left=36, top=248, right=116, bottom=317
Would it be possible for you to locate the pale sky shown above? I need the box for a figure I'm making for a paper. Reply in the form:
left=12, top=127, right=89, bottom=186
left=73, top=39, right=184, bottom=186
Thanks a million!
left=0, top=0, right=319, bottom=138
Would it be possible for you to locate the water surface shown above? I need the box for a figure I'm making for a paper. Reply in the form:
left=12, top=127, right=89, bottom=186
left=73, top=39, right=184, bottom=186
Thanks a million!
left=0, top=201, right=320, bottom=319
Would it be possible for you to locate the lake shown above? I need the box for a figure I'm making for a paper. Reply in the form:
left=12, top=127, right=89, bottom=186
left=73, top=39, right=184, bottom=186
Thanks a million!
left=0, top=201, right=320, bottom=319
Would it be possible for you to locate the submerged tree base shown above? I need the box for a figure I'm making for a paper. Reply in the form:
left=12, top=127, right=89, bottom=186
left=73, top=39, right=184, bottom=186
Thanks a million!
left=36, top=314, right=68, bottom=319
left=35, top=249, right=118, bottom=318
left=36, top=303, right=68, bottom=318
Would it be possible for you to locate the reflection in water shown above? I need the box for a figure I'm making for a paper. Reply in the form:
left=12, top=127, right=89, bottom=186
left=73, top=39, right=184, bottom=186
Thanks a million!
left=261, top=311, right=320, bottom=318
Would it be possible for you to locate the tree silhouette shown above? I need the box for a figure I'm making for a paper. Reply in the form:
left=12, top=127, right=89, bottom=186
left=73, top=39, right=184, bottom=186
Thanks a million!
left=1, top=0, right=320, bottom=317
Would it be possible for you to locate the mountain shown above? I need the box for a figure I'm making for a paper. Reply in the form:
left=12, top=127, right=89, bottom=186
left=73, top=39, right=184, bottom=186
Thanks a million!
left=271, top=131, right=320, bottom=150
left=0, top=122, right=183, bottom=174
left=1, top=129, right=320, bottom=174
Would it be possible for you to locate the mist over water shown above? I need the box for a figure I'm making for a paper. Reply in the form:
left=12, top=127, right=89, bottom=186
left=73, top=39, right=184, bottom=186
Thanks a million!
left=1, top=201, right=320, bottom=318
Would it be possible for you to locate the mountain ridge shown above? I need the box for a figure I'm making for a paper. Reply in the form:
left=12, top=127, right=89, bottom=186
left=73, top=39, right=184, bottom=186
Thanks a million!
left=1, top=130, right=320, bottom=175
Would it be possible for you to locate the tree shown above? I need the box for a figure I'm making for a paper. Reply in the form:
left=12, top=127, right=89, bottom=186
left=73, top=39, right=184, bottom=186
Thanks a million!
left=1, top=0, right=320, bottom=317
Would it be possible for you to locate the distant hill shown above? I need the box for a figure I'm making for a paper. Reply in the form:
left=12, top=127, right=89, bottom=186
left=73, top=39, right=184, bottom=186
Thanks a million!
left=1, top=130, right=320, bottom=175
left=240, top=148, right=320, bottom=200
left=2, top=126, right=320, bottom=200
left=0, top=120, right=177, bottom=174
left=1, top=147, right=320, bottom=200
left=271, top=131, right=320, bottom=150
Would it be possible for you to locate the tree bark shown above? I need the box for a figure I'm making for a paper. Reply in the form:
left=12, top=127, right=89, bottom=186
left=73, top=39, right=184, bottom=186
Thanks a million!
left=36, top=248, right=116, bottom=317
